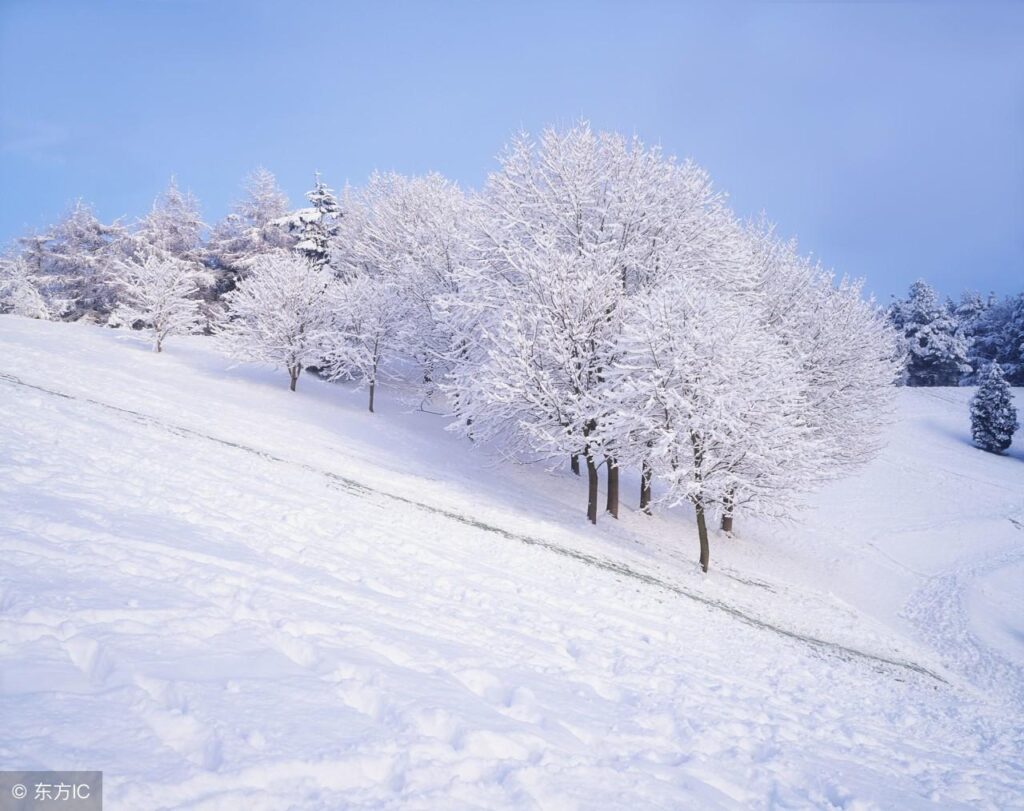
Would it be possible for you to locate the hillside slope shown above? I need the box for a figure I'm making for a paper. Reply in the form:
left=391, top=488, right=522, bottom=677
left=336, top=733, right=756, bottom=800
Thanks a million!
left=1, top=317, right=1022, bottom=810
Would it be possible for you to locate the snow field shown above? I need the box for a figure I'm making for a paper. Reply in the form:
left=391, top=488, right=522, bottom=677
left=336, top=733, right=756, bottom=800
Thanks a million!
left=1, top=317, right=1022, bottom=809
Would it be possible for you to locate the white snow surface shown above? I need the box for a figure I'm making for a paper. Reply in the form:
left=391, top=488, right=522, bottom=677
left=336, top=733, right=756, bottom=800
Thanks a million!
left=1, top=317, right=1022, bottom=810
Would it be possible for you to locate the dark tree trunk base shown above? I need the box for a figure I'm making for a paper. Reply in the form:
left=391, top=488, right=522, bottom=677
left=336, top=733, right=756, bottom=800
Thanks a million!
left=606, top=458, right=619, bottom=518
left=640, top=458, right=652, bottom=514
left=586, top=455, right=599, bottom=525
left=721, top=488, right=734, bottom=533
left=696, top=502, right=710, bottom=573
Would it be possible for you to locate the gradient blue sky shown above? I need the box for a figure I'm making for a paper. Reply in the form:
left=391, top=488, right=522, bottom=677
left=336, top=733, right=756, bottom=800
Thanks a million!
left=1, top=1, right=1021, bottom=300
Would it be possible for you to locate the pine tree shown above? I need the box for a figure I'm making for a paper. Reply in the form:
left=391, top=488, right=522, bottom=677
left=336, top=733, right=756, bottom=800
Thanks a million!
left=136, top=178, right=205, bottom=262
left=890, top=280, right=971, bottom=386
left=10, top=202, right=123, bottom=320
left=966, top=293, right=1024, bottom=386
left=0, top=254, right=50, bottom=318
left=295, top=172, right=341, bottom=271
left=208, top=168, right=292, bottom=291
left=47, top=200, right=124, bottom=319
left=970, top=363, right=1019, bottom=454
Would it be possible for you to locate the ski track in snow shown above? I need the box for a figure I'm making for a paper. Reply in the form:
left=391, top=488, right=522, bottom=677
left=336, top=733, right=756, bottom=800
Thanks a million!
left=1, top=320, right=1022, bottom=810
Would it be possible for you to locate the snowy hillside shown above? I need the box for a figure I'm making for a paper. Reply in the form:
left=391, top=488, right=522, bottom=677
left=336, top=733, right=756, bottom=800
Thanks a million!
left=1, top=316, right=1022, bottom=809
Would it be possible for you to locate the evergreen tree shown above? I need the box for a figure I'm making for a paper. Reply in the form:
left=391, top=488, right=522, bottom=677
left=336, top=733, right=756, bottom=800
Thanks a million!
left=996, top=294, right=1024, bottom=386
left=969, top=293, right=1024, bottom=386
left=236, top=166, right=290, bottom=230
left=955, top=290, right=991, bottom=383
left=970, top=363, right=1019, bottom=454
left=0, top=254, right=49, bottom=318
left=295, top=172, right=341, bottom=271
left=890, top=280, right=970, bottom=386
left=135, top=177, right=205, bottom=263
left=126, top=178, right=217, bottom=308
left=208, top=167, right=292, bottom=291
left=46, top=200, right=124, bottom=319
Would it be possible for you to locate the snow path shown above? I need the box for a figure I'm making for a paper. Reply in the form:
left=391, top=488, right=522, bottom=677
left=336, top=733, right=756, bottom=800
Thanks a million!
left=1, top=319, right=1022, bottom=809
left=0, top=370, right=947, bottom=686
left=903, top=528, right=1024, bottom=707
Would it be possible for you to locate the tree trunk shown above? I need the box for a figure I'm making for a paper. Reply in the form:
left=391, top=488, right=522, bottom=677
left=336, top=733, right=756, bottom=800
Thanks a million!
left=689, top=431, right=710, bottom=572
left=570, top=454, right=580, bottom=476
left=605, top=457, right=619, bottom=518
left=289, top=366, right=299, bottom=392
left=695, top=499, right=710, bottom=573
left=583, top=420, right=599, bottom=524
left=721, top=488, right=735, bottom=532
left=586, top=454, right=599, bottom=525
left=369, top=346, right=379, bottom=413
left=639, top=458, right=652, bottom=514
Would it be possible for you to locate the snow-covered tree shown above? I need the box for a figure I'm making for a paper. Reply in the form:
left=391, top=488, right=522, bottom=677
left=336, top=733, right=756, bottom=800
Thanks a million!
left=444, top=123, right=736, bottom=524
left=208, top=167, right=292, bottom=290
left=322, top=272, right=406, bottom=412
left=601, top=277, right=808, bottom=571
left=890, top=280, right=971, bottom=386
left=44, top=200, right=124, bottom=319
left=330, top=171, right=472, bottom=399
left=119, top=178, right=218, bottom=312
left=0, top=254, right=50, bottom=318
left=219, top=250, right=334, bottom=391
left=954, top=290, right=988, bottom=339
left=8, top=202, right=123, bottom=320
left=969, top=293, right=1024, bottom=386
left=134, top=177, right=206, bottom=263
left=113, top=251, right=203, bottom=352
left=970, top=363, right=1019, bottom=454
left=236, top=166, right=290, bottom=230
left=294, top=173, right=341, bottom=271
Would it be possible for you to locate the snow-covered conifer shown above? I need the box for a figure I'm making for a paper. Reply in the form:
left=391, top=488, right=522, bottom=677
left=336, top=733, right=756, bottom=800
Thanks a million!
left=219, top=250, right=334, bottom=391
left=237, top=167, right=290, bottom=230
left=890, top=280, right=971, bottom=386
left=125, top=179, right=216, bottom=311
left=0, top=254, right=50, bottom=319
left=971, top=294, right=1024, bottom=386
left=135, top=178, right=206, bottom=262
left=970, top=363, right=1019, bottom=454
left=46, top=200, right=124, bottom=319
left=294, top=173, right=341, bottom=271
left=12, top=202, right=124, bottom=320
left=208, top=168, right=292, bottom=289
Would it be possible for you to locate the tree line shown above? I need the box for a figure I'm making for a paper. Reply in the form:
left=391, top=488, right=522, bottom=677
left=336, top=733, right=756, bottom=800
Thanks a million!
left=889, top=279, right=1024, bottom=387
left=0, top=123, right=902, bottom=572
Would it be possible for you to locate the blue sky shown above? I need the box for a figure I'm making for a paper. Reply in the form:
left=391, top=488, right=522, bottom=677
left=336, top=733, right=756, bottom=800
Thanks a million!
left=1, top=0, right=1021, bottom=300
